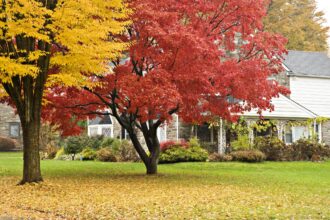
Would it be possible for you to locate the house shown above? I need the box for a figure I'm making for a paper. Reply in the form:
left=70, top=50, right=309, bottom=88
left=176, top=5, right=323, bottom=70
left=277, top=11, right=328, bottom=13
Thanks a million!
left=0, top=103, right=22, bottom=147
left=88, top=49, right=330, bottom=153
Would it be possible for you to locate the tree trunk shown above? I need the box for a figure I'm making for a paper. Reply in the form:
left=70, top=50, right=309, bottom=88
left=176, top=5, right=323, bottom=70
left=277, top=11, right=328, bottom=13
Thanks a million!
left=128, top=129, right=160, bottom=175
left=20, top=121, right=43, bottom=184
left=146, top=157, right=158, bottom=175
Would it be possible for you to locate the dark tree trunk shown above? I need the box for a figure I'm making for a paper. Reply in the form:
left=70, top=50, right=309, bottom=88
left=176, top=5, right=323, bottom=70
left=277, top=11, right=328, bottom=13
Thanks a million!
left=20, top=121, right=42, bottom=184
left=128, top=129, right=160, bottom=175
left=146, top=152, right=159, bottom=175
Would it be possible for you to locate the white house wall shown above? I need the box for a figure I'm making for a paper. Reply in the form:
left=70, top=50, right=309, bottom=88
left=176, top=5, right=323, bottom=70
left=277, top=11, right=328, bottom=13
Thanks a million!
left=243, top=94, right=316, bottom=119
left=290, top=76, right=330, bottom=117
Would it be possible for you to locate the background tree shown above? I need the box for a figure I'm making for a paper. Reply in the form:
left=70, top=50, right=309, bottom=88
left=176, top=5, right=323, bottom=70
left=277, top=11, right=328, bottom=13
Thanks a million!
left=264, top=0, right=329, bottom=51
left=0, top=0, right=128, bottom=183
left=46, top=0, right=289, bottom=174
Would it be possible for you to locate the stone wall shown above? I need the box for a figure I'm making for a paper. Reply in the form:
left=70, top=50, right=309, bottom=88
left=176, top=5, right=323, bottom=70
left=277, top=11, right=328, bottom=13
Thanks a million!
left=0, top=103, right=22, bottom=148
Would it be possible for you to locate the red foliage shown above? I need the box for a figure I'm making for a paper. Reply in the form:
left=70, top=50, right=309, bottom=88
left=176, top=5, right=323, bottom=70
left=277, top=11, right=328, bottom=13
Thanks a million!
left=160, top=140, right=188, bottom=152
left=44, top=0, right=289, bottom=136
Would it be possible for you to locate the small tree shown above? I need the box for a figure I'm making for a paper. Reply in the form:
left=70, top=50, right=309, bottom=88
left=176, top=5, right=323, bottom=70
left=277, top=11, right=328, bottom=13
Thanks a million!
left=64, top=136, right=84, bottom=160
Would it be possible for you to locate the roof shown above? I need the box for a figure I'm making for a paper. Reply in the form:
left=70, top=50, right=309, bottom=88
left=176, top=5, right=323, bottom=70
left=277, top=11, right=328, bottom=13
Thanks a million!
left=88, top=115, right=112, bottom=125
left=283, top=50, right=330, bottom=77
left=243, top=94, right=318, bottom=119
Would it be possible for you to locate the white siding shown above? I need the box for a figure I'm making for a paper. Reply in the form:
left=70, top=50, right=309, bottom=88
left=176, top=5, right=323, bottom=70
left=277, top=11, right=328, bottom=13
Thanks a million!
left=244, top=94, right=316, bottom=119
left=290, top=76, right=330, bottom=117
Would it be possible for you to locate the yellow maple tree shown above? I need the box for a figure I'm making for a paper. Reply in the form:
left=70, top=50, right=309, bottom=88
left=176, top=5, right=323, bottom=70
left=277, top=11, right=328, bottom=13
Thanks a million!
left=0, top=0, right=129, bottom=184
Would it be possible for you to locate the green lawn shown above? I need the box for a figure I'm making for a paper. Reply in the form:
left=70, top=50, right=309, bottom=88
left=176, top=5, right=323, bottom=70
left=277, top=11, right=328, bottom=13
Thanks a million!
left=1, top=152, right=330, bottom=219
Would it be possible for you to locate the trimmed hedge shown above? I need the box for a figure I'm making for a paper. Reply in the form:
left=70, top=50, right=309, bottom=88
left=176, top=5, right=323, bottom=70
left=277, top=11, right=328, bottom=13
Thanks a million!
left=159, top=139, right=208, bottom=164
left=0, top=136, right=17, bottom=152
left=208, top=153, right=233, bottom=162
left=96, top=147, right=117, bottom=162
left=230, top=150, right=266, bottom=163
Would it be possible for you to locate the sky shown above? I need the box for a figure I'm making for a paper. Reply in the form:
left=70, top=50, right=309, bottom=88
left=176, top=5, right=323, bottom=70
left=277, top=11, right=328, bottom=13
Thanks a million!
left=316, top=0, right=330, bottom=44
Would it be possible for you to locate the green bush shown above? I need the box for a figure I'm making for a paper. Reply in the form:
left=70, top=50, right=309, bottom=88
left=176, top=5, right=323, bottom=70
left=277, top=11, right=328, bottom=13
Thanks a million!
left=100, top=137, right=121, bottom=152
left=159, top=138, right=208, bottom=164
left=254, top=136, right=290, bottom=161
left=230, top=150, right=266, bottom=163
left=0, top=136, right=17, bottom=152
left=64, top=136, right=84, bottom=160
left=208, top=153, right=233, bottom=162
left=96, top=148, right=117, bottom=162
left=81, top=148, right=97, bottom=161
left=231, top=135, right=250, bottom=151
left=64, top=135, right=104, bottom=151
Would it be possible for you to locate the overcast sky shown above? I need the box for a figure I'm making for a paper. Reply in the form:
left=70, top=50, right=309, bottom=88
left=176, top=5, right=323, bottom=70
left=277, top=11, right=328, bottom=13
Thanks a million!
left=316, top=0, right=330, bottom=44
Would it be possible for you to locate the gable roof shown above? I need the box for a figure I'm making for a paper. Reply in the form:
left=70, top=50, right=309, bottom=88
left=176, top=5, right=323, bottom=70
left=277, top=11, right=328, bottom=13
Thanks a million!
left=283, top=50, right=330, bottom=77
left=243, top=94, right=317, bottom=119
left=88, top=115, right=112, bottom=125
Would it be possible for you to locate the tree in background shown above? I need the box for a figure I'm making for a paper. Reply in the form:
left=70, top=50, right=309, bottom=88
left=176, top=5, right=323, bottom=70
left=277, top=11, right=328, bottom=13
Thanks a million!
left=0, top=0, right=128, bottom=184
left=264, top=0, right=329, bottom=51
left=46, top=0, right=289, bottom=175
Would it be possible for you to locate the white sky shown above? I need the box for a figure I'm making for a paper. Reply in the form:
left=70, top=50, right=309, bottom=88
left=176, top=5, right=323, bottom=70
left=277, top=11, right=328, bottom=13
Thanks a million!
left=316, top=0, right=330, bottom=44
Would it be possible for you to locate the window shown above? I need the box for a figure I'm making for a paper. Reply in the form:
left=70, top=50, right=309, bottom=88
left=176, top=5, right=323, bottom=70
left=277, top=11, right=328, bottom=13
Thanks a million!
left=101, top=126, right=113, bottom=137
left=292, top=126, right=309, bottom=142
left=284, top=127, right=293, bottom=144
left=9, top=122, right=20, bottom=138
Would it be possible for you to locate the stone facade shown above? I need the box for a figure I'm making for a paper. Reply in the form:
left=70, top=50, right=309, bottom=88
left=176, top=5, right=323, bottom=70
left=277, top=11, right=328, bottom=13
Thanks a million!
left=0, top=103, right=22, bottom=147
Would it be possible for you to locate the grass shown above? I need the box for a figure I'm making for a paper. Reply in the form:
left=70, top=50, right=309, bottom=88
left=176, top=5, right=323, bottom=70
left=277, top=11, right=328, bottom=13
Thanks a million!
left=0, top=152, right=330, bottom=219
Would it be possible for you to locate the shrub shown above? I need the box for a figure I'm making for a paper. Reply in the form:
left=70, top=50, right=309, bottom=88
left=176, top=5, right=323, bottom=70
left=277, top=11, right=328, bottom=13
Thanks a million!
left=254, top=136, right=290, bottom=161
left=159, top=138, right=208, bottom=164
left=208, top=153, right=233, bottom=162
left=230, top=150, right=266, bottom=163
left=55, top=147, right=65, bottom=160
left=96, top=148, right=117, bottom=162
left=117, top=140, right=140, bottom=162
left=101, top=137, right=121, bottom=152
left=160, top=140, right=188, bottom=152
left=231, top=135, right=250, bottom=151
left=56, top=154, right=72, bottom=161
left=291, top=139, right=330, bottom=161
left=64, top=136, right=84, bottom=160
left=64, top=135, right=104, bottom=152
left=81, top=148, right=97, bottom=161
left=85, top=136, right=104, bottom=150
left=0, top=136, right=17, bottom=152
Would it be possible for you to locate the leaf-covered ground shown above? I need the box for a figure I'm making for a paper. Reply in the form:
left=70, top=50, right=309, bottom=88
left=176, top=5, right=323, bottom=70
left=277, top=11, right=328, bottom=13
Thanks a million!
left=0, top=152, right=329, bottom=219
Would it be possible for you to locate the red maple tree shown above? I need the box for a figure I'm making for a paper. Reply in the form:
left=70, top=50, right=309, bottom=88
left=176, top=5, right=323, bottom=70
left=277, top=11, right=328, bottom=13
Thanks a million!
left=46, top=0, right=288, bottom=174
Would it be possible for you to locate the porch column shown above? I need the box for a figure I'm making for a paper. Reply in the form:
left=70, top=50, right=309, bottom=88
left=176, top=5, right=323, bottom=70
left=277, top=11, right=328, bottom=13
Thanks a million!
left=217, top=118, right=226, bottom=154
left=246, top=120, right=254, bottom=146
left=319, top=122, right=323, bottom=143
left=277, top=121, right=285, bottom=141
left=210, top=127, right=214, bottom=144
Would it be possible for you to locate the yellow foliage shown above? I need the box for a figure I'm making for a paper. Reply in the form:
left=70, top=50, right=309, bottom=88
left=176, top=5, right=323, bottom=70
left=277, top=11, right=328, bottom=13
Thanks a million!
left=0, top=0, right=129, bottom=92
